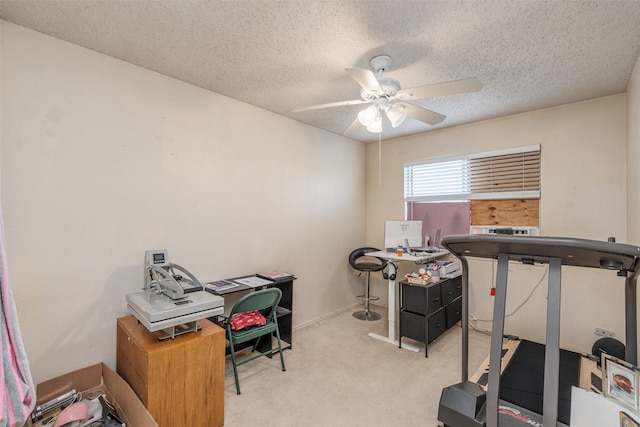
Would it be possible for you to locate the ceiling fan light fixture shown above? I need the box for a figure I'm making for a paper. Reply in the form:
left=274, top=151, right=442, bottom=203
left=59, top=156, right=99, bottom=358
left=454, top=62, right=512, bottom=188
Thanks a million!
left=358, top=105, right=378, bottom=126
left=387, top=104, right=407, bottom=128
left=366, top=115, right=383, bottom=133
left=292, top=53, right=482, bottom=138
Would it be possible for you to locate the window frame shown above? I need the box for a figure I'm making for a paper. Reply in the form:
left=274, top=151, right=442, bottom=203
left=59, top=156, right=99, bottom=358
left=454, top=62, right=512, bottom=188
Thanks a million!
left=404, top=145, right=541, bottom=203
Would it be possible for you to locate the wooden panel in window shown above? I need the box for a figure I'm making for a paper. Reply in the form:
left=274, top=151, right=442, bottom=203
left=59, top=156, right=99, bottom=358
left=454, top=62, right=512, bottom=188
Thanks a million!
left=470, top=199, right=539, bottom=226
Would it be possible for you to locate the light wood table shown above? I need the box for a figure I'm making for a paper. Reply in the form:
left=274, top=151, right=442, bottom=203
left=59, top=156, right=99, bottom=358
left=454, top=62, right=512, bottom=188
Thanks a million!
left=116, top=315, right=225, bottom=427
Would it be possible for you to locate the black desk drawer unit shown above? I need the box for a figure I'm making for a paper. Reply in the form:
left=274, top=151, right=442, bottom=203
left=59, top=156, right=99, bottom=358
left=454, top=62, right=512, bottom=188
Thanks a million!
left=401, top=280, right=442, bottom=315
left=399, top=275, right=462, bottom=357
left=441, top=275, right=462, bottom=306
left=445, top=296, right=462, bottom=328
left=400, top=308, right=446, bottom=344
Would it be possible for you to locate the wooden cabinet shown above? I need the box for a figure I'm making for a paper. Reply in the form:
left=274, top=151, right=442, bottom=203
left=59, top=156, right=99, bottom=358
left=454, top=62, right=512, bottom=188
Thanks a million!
left=399, top=275, right=462, bottom=357
left=116, top=315, right=225, bottom=427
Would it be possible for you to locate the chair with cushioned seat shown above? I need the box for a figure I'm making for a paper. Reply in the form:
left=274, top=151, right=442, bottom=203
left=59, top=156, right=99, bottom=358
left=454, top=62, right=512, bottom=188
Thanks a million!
left=349, top=247, right=388, bottom=321
left=223, top=287, right=286, bottom=394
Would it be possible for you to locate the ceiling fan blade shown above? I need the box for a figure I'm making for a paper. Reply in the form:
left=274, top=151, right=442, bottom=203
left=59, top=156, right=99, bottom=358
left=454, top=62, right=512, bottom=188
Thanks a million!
left=344, top=117, right=362, bottom=134
left=346, top=67, right=384, bottom=93
left=292, top=99, right=370, bottom=113
left=397, top=102, right=446, bottom=126
left=397, top=77, right=482, bottom=101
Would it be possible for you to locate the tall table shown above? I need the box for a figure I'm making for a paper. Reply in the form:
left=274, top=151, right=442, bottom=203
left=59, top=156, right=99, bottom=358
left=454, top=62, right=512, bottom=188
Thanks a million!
left=364, top=249, right=448, bottom=352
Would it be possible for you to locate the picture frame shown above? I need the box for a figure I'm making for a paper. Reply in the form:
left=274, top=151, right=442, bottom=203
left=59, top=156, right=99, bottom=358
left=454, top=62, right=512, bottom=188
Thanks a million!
left=603, top=353, right=640, bottom=411
left=621, top=411, right=639, bottom=427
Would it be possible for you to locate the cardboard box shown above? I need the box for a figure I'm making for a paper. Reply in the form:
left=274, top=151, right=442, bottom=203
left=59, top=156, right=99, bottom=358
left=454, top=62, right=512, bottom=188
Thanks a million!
left=29, top=363, right=157, bottom=427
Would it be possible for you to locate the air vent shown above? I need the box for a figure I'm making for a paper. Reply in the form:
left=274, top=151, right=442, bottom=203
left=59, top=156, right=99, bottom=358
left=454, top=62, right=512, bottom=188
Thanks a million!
left=469, top=226, right=540, bottom=236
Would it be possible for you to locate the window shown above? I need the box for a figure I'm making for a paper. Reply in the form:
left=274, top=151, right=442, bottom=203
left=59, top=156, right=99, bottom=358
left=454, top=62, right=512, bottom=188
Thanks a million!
left=404, top=145, right=541, bottom=237
left=404, top=145, right=541, bottom=202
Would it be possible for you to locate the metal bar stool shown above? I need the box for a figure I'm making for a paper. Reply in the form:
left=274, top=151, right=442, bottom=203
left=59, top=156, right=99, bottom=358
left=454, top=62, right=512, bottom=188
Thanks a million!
left=349, top=247, right=388, bottom=321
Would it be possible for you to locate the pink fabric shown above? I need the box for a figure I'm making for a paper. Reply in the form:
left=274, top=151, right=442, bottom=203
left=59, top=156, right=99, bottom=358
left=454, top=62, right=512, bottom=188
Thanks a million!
left=0, top=200, right=35, bottom=426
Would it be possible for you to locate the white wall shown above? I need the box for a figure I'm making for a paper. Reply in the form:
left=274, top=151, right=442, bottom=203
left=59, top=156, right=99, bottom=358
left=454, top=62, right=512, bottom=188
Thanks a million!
left=366, top=94, right=628, bottom=353
left=0, top=22, right=368, bottom=383
left=628, top=52, right=640, bottom=244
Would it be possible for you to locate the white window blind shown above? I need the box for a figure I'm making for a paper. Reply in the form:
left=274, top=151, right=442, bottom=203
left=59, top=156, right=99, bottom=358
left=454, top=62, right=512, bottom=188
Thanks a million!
left=404, top=145, right=540, bottom=202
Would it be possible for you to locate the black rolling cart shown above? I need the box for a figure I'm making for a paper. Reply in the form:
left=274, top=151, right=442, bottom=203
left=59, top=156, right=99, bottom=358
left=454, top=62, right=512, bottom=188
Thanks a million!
left=398, top=275, right=462, bottom=357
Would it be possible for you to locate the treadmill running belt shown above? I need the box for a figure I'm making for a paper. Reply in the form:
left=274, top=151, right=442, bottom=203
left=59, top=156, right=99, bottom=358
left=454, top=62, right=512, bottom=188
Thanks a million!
left=499, top=340, right=580, bottom=426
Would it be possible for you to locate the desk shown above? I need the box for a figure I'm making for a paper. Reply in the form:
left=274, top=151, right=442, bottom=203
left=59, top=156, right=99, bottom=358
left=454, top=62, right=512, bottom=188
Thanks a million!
left=205, top=274, right=295, bottom=352
left=365, top=250, right=448, bottom=352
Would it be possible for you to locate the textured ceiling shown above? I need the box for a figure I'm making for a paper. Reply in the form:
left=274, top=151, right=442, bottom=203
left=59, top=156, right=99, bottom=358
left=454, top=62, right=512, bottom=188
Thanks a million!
left=2, top=0, right=640, bottom=143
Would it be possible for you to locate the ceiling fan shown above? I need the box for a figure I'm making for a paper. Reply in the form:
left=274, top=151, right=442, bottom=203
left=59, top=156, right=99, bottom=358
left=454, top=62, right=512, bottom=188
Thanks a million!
left=292, top=55, right=482, bottom=133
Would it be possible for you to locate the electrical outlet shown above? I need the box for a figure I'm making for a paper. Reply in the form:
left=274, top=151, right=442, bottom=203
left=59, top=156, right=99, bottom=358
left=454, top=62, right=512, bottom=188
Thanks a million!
left=595, top=328, right=615, bottom=337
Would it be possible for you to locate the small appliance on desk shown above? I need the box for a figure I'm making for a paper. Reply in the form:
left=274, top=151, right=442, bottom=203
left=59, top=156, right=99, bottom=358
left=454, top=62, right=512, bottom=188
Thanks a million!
left=437, top=260, right=461, bottom=278
left=126, top=250, right=224, bottom=339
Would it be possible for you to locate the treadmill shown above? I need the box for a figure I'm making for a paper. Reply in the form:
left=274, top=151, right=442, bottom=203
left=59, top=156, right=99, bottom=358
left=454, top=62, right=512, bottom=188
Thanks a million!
left=437, top=234, right=640, bottom=427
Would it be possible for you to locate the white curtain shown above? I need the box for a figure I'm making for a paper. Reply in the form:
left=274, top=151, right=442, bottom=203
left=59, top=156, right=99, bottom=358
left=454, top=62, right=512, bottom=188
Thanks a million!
left=0, top=200, right=35, bottom=427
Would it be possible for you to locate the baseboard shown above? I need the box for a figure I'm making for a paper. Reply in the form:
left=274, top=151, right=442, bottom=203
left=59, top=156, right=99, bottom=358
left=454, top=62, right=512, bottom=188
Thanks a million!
left=293, top=302, right=388, bottom=331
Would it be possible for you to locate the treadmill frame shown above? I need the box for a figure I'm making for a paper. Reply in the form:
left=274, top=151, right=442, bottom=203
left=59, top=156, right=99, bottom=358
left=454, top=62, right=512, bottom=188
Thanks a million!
left=442, top=234, right=640, bottom=427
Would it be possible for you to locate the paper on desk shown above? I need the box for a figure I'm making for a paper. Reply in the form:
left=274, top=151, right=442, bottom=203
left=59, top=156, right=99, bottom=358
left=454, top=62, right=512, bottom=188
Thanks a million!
left=257, top=270, right=293, bottom=280
left=234, top=276, right=273, bottom=288
left=205, top=280, right=239, bottom=292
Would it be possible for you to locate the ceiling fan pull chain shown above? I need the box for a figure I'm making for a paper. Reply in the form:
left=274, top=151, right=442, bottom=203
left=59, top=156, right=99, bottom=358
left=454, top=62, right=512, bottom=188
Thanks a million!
left=378, top=132, right=382, bottom=191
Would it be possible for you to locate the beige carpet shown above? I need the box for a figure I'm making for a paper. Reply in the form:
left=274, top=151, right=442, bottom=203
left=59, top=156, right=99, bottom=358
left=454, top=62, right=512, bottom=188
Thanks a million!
left=222, top=305, right=491, bottom=426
